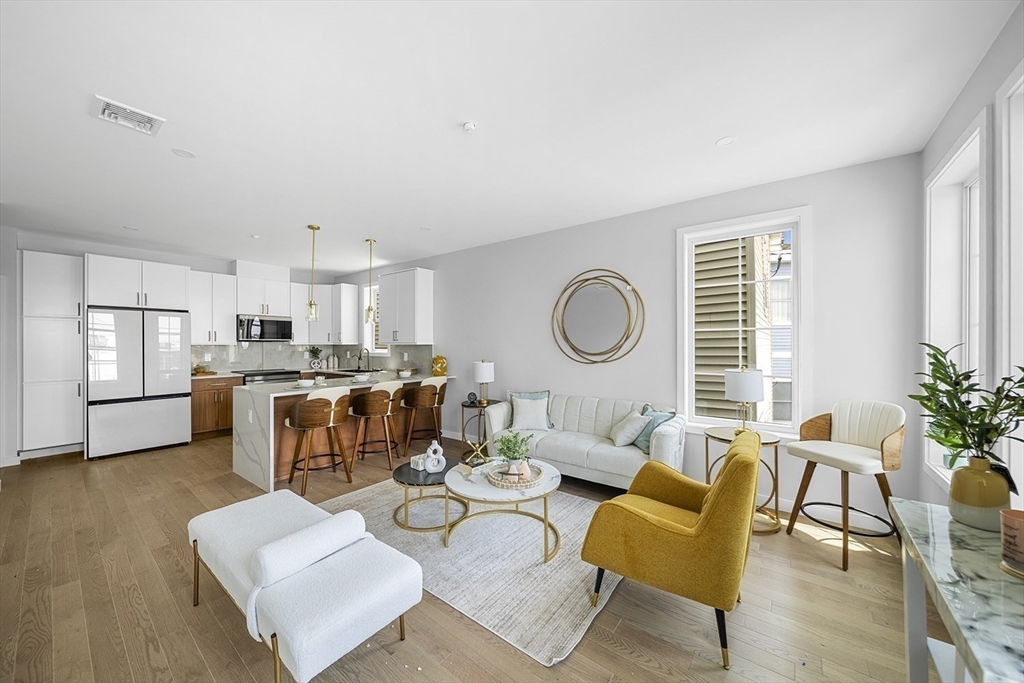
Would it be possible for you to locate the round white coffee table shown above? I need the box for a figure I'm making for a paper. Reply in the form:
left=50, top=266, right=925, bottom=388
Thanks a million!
left=443, top=460, right=562, bottom=563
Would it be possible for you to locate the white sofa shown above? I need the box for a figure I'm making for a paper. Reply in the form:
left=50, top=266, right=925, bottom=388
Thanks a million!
left=484, top=394, right=686, bottom=489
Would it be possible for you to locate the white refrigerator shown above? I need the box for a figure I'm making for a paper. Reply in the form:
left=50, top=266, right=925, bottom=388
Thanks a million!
left=86, top=308, right=191, bottom=458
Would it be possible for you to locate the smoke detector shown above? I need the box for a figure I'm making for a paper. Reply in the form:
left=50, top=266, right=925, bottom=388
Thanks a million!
left=91, top=95, right=166, bottom=136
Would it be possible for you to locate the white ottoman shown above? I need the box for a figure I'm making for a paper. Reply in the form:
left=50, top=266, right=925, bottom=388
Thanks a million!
left=188, top=490, right=422, bottom=683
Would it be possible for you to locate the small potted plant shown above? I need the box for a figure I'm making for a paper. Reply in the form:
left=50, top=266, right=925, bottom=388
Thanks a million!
left=909, top=343, right=1023, bottom=530
left=494, top=431, right=533, bottom=481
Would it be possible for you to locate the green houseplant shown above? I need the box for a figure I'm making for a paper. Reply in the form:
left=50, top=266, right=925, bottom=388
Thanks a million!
left=494, top=431, right=533, bottom=462
left=909, top=343, right=1024, bottom=530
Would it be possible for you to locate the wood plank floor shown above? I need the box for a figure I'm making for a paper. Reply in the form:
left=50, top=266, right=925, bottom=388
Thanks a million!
left=0, top=436, right=946, bottom=683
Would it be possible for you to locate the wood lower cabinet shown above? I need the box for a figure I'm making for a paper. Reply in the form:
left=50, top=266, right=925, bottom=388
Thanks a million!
left=191, top=376, right=243, bottom=436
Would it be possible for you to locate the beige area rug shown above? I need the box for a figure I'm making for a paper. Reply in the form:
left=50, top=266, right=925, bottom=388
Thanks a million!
left=319, top=479, right=622, bottom=666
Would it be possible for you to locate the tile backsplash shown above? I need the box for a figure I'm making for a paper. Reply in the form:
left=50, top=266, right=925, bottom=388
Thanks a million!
left=191, top=343, right=434, bottom=374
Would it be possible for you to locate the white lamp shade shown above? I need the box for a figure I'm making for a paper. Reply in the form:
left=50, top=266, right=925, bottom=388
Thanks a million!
left=724, top=368, right=764, bottom=403
left=473, top=361, right=495, bottom=384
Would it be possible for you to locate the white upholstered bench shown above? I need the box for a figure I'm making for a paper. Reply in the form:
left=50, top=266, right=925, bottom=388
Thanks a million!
left=188, top=489, right=422, bottom=683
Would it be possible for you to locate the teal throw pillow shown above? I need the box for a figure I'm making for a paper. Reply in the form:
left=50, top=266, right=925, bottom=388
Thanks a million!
left=632, top=406, right=675, bottom=454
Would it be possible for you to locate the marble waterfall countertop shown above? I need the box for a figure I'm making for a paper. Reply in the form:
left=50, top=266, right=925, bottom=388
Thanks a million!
left=889, top=498, right=1024, bottom=683
left=240, top=373, right=456, bottom=398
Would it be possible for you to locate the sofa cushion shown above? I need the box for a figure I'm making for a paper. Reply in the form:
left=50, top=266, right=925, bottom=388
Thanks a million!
left=587, top=441, right=649, bottom=480
left=507, top=390, right=554, bottom=428
left=633, top=406, right=676, bottom=455
left=610, top=410, right=651, bottom=447
left=511, top=395, right=550, bottom=431
left=535, top=431, right=607, bottom=469
left=491, top=429, right=547, bottom=458
left=549, top=395, right=647, bottom=438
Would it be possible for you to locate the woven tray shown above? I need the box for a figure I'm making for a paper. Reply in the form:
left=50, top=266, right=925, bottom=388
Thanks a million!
left=486, top=462, right=544, bottom=490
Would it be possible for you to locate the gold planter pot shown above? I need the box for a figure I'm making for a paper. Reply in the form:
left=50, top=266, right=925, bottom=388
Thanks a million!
left=949, top=456, right=1011, bottom=531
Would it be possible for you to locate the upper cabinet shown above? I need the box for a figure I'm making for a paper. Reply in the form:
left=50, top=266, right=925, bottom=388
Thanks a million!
left=86, top=254, right=189, bottom=310
left=289, top=283, right=310, bottom=345
left=307, top=284, right=334, bottom=345
left=190, top=271, right=236, bottom=345
left=378, top=268, right=433, bottom=344
left=332, top=283, right=359, bottom=345
left=235, top=261, right=291, bottom=317
left=23, top=251, right=82, bottom=317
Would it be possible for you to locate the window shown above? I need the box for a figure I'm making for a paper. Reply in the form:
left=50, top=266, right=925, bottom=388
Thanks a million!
left=362, top=285, right=389, bottom=355
left=678, top=208, right=809, bottom=431
left=924, top=110, right=988, bottom=479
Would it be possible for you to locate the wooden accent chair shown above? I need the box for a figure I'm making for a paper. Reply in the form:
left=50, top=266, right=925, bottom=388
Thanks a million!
left=785, top=400, right=906, bottom=571
left=581, top=431, right=761, bottom=670
left=351, top=381, right=404, bottom=470
left=402, top=377, right=447, bottom=456
left=285, top=390, right=352, bottom=496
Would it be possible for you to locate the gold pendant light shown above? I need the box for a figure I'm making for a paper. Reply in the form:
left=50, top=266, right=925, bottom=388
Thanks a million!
left=365, top=238, right=376, bottom=323
left=306, top=224, right=320, bottom=322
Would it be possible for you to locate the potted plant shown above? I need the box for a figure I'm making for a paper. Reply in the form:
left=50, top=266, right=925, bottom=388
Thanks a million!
left=909, top=343, right=1023, bottom=530
left=494, top=431, right=533, bottom=480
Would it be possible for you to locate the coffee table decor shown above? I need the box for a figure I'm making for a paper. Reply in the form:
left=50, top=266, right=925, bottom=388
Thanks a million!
left=392, top=457, right=467, bottom=532
left=486, top=461, right=544, bottom=489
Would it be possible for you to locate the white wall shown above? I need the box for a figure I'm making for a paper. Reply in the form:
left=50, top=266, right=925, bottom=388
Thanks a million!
left=342, top=153, right=924, bottom=523
left=918, top=1, right=1024, bottom=505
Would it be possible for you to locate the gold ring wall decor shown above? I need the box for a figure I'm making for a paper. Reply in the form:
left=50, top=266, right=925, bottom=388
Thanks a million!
left=552, top=269, right=645, bottom=364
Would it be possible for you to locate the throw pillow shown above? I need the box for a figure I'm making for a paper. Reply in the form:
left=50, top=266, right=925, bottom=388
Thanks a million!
left=633, top=406, right=675, bottom=454
left=610, top=410, right=652, bottom=447
left=507, top=390, right=555, bottom=428
left=511, top=395, right=550, bottom=431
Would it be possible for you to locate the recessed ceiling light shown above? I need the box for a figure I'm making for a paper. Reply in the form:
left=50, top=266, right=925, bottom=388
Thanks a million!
left=716, top=136, right=737, bottom=147
left=171, top=148, right=197, bottom=158
left=122, top=225, right=139, bottom=231
left=419, top=226, right=431, bottom=231
left=462, top=121, right=477, bottom=133
left=251, top=234, right=260, bottom=239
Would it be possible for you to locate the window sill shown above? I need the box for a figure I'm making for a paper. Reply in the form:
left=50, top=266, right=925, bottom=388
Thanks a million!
left=924, top=461, right=952, bottom=494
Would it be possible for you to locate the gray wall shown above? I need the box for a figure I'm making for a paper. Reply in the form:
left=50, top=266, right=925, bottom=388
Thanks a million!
left=342, top=152, right=924, bottom=522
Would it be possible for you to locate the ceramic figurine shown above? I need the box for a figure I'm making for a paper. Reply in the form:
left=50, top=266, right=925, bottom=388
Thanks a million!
left=432, top=355, right=447, bottom=377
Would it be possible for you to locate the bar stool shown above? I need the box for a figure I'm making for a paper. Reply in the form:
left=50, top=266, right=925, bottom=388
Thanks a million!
left=285, top=396, right=347, bottom=497
left=403, top=377, right=447, bottom=456
left=351, top=381, right=404, bottom=470
left=308, top=385, right=353, bottom=480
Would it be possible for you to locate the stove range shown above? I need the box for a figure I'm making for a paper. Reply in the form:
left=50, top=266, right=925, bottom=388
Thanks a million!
left=236, top=368, right=301, bottom=385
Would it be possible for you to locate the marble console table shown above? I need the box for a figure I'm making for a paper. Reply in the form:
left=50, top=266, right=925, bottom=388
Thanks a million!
left=889, top=498, right=1023, bottom=683
left=232, top=374, right=454, bottom=492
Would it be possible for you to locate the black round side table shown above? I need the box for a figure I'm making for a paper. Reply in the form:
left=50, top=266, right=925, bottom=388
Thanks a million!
left=392, top=457, right=467, bottom=532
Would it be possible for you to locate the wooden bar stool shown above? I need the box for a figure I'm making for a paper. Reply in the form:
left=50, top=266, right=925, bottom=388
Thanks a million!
left=285, top=397, right=347, bottom=496
left=351, top=381, right=404, bottom=470
left=308, top=385, right=353, bottom=480
left=403, top=376, right=447, bottom=456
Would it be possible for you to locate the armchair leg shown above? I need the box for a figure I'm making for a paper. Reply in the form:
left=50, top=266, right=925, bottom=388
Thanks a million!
left=271, top=633, right=281, bottom=683
left=399, top=613, right=406, bottom=641
left=841, top=471, right=850, bottom=571
left=714, top=608, right=729, bottom=670
left=591, top=567, right=605, bottom=607
left=786, top=461, right=817, bottom=535
left=875, top=473, right=901, bottom=547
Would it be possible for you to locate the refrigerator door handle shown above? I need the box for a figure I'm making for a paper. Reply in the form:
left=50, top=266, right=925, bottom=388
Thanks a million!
left=137, top=292, right=140, bottom=305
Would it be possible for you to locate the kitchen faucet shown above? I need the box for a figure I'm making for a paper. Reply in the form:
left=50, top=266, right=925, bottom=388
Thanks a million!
left=356, top=347, right=373, bottom=372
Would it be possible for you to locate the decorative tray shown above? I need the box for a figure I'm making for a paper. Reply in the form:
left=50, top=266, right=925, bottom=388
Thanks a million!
left=486, top=462, right=544, bottom=490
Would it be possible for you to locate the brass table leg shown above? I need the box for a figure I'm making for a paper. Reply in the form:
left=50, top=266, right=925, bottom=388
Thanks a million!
left=444, top=487, right=450, bottom=547
left=705, top=436, right=710, bottom=484
left=543, top=495, right=549, bottom=561
left=404, top=486, right=410, bottom=527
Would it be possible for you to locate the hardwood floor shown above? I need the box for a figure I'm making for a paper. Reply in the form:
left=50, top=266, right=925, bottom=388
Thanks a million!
left=0, top=436, right=946, bottom=683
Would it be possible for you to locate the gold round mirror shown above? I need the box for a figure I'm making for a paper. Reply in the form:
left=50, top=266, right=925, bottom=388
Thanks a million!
left=552, top=269, right=645, bottom=364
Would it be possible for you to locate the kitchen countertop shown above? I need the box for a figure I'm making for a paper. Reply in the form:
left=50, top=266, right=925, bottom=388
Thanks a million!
left=191, top=371, right=243, bottom=379
left=238, top=374, right=455, bottom=397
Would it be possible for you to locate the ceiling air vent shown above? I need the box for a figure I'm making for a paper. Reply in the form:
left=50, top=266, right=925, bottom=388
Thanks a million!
left=90, top=95, right=165, bottom=136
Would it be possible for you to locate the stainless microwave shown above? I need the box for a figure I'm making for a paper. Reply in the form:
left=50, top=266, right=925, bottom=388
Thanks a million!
left=237, top=315, right=293, bottom=342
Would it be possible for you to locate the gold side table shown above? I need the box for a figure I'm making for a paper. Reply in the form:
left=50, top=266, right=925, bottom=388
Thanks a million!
left=461, top=399, right=502, bottom=465
left=704, top=426, right=781, bottom=534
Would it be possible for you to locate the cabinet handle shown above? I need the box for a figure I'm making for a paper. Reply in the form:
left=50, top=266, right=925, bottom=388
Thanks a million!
left=214, top=331, right=217, bottom=342
left=208, top=331, right=211, bottom=342
left=145, top=293, right=148, bottom=306
left=328, top=333, right=331, bottom=342
left=137, top=292, right=140, bottom=305
left=77, top=302, right=81, bottom=316
left=77, top=320, right=81, bottom=335
left=78, top=383, right=81, bottom=397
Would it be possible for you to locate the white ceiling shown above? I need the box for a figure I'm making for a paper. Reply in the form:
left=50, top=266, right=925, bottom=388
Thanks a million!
left=0, top=1, right=1017, bottom=275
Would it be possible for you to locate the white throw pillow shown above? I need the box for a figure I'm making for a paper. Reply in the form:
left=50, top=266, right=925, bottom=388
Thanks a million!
left=511, top=396, right=550, bottom=431
left=610, top=410, right=652, bottom=447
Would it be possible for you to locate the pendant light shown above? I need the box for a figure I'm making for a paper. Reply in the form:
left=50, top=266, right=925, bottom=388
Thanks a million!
left=306, top=224, right=320, bottom=322
left=365, top=238, right=376, bottom=323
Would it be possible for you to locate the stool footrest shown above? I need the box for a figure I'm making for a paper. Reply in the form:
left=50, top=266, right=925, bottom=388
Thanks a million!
left=800, top=501, right=895, bottom=538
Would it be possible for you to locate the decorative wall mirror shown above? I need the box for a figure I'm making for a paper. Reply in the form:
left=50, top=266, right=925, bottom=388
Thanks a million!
left=552, top=269, right=645, bottom=364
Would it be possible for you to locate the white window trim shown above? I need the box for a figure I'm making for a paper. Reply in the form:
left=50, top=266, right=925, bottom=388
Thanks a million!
left=361, top=284, right=390, bottom=357
left=923, top=108, right=990, bottom=488
left=676, top=206, right=813, bottom=439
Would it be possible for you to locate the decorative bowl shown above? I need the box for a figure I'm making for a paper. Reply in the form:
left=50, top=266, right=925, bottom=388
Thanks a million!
left=486, top=462, right=544, bottom=490
left=398, top=370, right=412, bottom=378
left=297, top=379, right=315, bottom=388
left=352, top=373, right=371, bottom=382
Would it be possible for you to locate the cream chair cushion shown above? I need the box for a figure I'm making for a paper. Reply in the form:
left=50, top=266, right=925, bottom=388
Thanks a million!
left=831, top=400, right=906, bottom=450
left=786, top=440, right=886, bottom=475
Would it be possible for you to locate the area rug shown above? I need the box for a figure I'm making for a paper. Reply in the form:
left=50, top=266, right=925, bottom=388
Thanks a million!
left=318, top=479, right=622, bottom=666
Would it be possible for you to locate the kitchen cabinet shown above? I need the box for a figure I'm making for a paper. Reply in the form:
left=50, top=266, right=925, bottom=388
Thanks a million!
left=238, top=277, right=290, bottom=316
left=332, top=283, right=359, bottom=345
left=86, top=254, right=189, bottom=310
left=23, top=252, right=82, bottom=317
left=191, top=376, right=243, bottom=435
left=308, top=284, right=334, bottom=344
left=23, top=382, right=83, bottom=450
left=378, top=267, right=433, bottom=344
left=190, top=271, right=236, bottom=344
left=22, top=251, right=84, bottom=452
left=289, top=283, right=311, bottom=345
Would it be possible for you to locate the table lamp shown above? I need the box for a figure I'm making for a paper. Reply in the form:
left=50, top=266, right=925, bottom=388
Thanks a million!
left=473, top=360, right=495, bottom=405
left=724, top=367, right=763, bottom=434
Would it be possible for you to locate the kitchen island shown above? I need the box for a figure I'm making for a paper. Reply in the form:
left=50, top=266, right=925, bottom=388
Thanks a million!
left=232, top=374, right=453, bottom=491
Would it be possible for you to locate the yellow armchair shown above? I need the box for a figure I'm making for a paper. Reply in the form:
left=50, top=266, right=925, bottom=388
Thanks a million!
left=580, top=431, right=761, bottom=669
